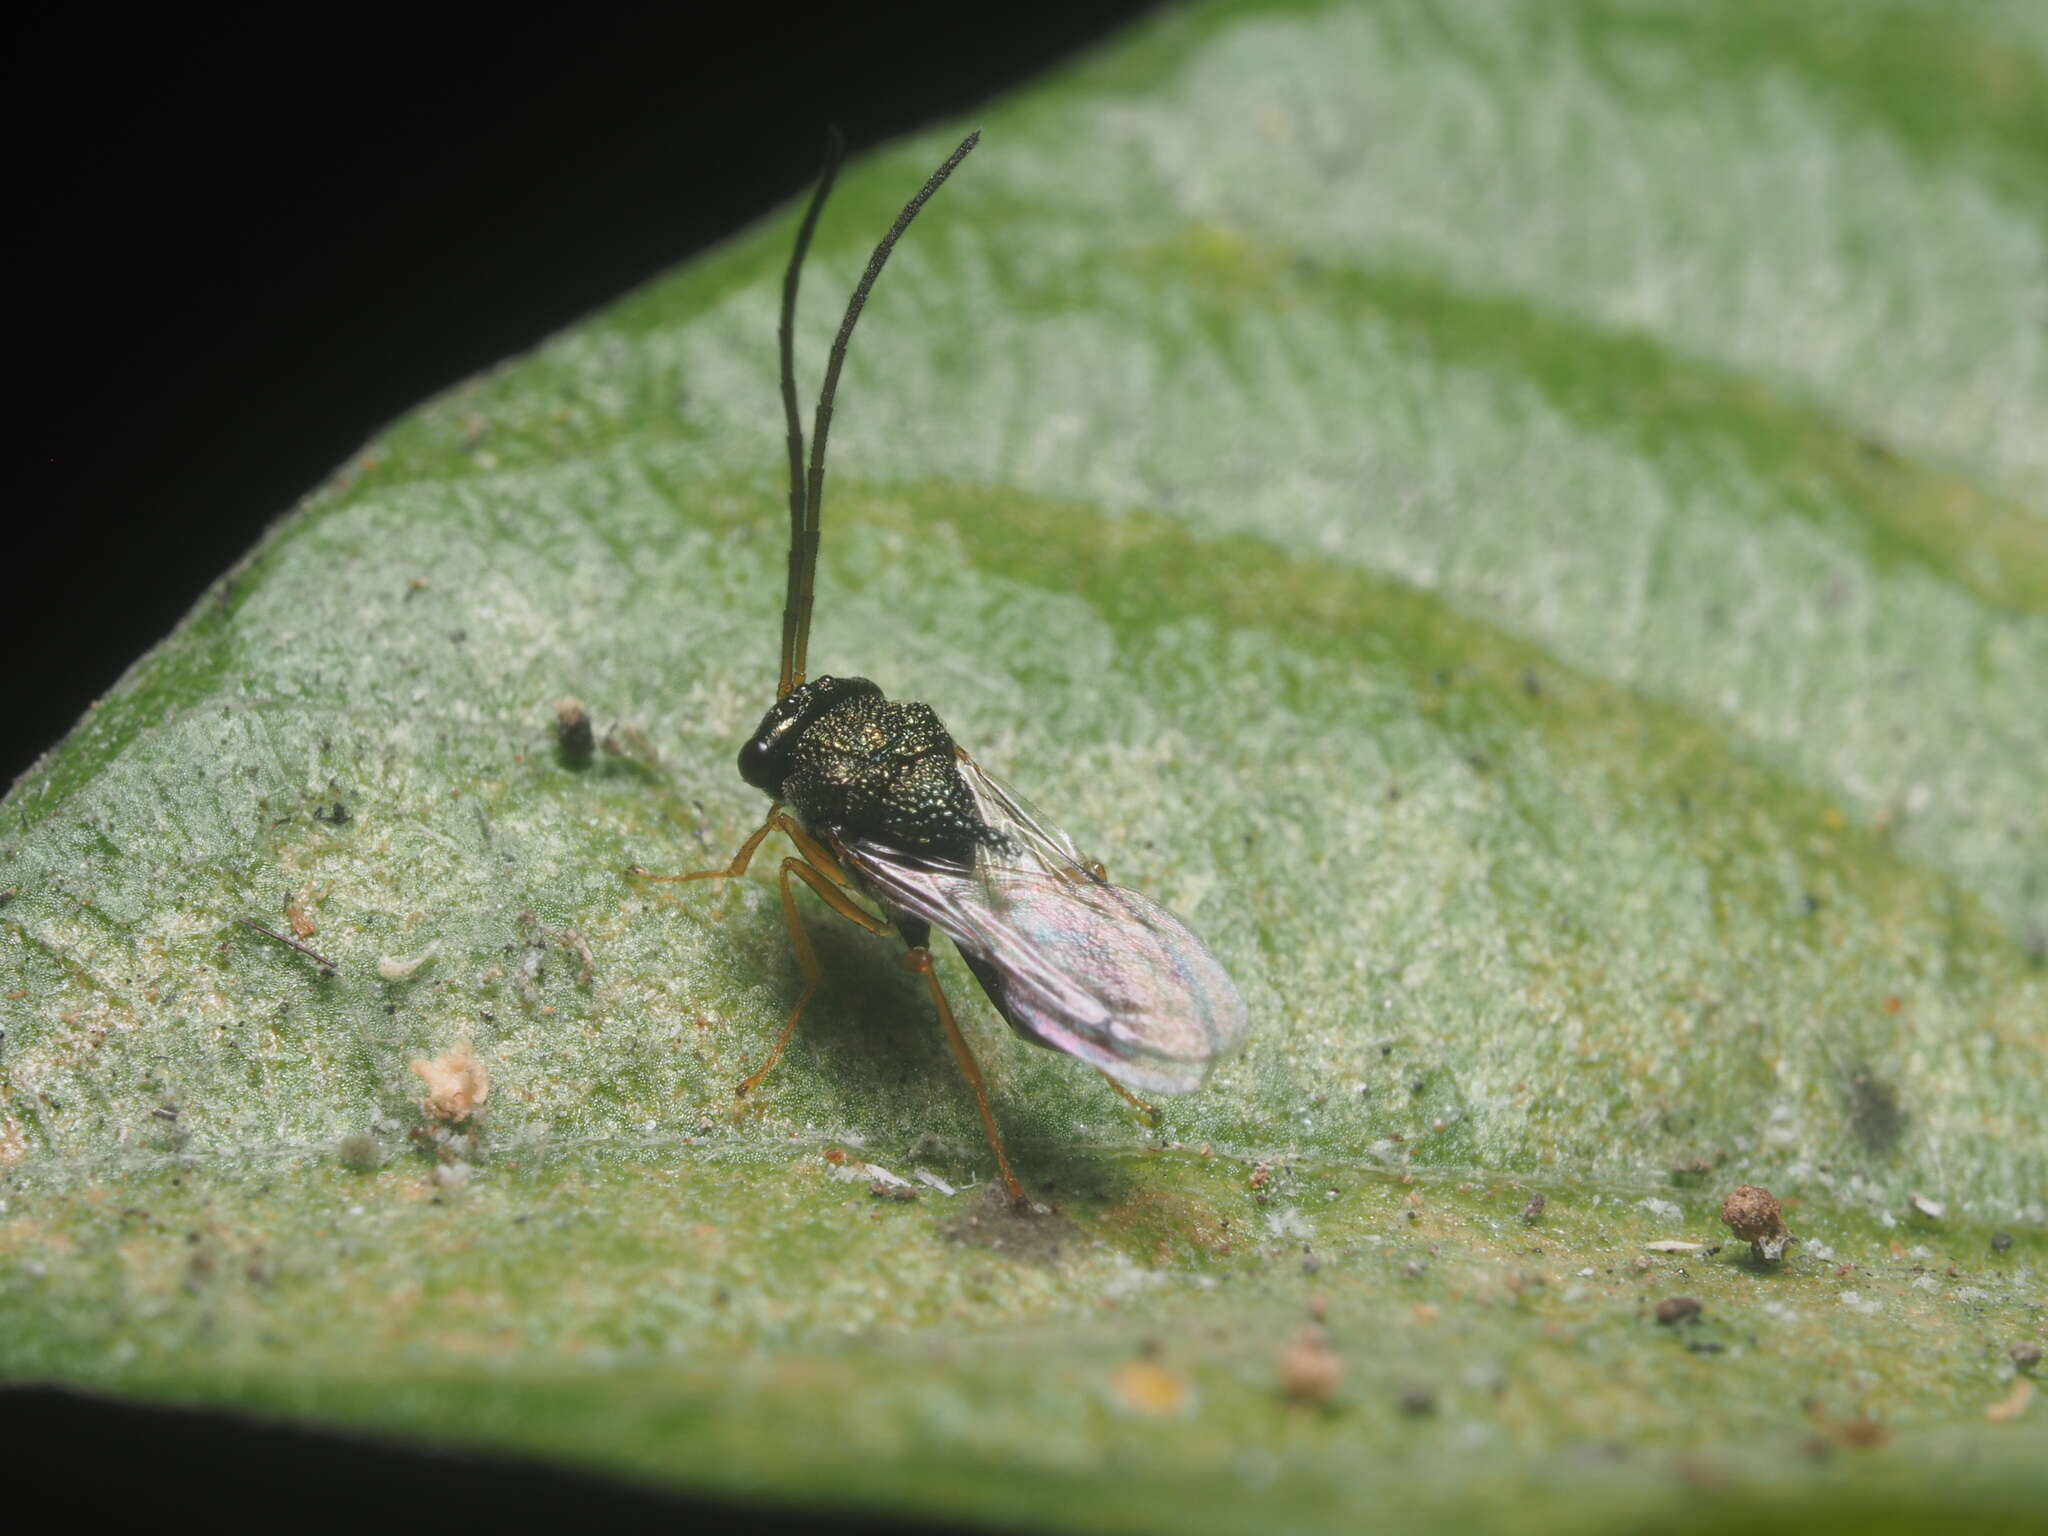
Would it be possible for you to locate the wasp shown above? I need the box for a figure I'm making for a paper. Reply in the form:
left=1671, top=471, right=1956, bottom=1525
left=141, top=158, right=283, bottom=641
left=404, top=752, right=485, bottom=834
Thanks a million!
left=634, top=131, right=1245, bottom=1201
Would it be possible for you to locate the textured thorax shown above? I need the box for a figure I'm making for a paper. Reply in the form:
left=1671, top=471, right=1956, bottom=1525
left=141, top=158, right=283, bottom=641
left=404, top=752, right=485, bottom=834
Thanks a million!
left=736, top=675, right=985, bottom=864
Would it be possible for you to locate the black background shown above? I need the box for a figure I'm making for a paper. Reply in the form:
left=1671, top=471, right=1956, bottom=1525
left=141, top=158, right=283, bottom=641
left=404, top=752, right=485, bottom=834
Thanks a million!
left=7, top=2, right=1153, bottom=1525
left=7, top=1, right=1160, bottom=789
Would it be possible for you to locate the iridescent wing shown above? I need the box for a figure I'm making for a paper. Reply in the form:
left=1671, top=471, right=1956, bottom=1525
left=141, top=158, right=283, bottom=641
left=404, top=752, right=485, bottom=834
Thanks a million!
left=837, top=760, right=1246, bottom=1096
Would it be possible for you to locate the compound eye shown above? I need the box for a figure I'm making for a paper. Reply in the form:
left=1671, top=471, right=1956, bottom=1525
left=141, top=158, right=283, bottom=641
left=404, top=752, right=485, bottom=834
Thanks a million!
left=737, top=731, right=783, bottom=794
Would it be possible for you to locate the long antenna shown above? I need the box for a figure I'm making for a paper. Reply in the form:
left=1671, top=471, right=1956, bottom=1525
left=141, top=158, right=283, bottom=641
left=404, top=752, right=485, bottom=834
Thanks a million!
left=775, top=128, right=844, bottom=699
left=778, top=130, right=980, bottom=696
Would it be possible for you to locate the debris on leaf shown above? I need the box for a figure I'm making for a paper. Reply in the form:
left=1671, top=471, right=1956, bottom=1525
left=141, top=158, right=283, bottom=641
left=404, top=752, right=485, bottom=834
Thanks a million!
left=336, top=1133, right=383, bottom=1172
left=601, top=719, right=660, bottom=767
left=518, top=910, right=595, bottom=989
left=1720, top=1184, right=1794, bottom=1262
left=833, top=1158, right=950, bottom=1201
left=1396, top=1384, right=1437, bottom=1416
left=284, top=890, right=318, bottom=940
left=1984, top=1379, right=2034, bottom=1424
left=2011, top=1341, right=2042, bottom=1374
left=1276, top=1324, right=1344, bottom=1406
left=1655, top=1296, right=1704, bottom=1325
left=411, top=1040, right=488, bottom=1123
left=1838, top=1416, right=1890, bottom=1448
left=1646, top=1240, right=1705, bottom=1254
left=1519, top=1192, right=1546, bottom=1224
left=235, top=916, right=337, bottom=977
left=1907, top=1192, right=1947, bottom=1222
left=377, top=949, right=436, bottom=981
left=553, top=697, right=594, bottom=760
left=1110, top=1356, right=1193, bottom=1418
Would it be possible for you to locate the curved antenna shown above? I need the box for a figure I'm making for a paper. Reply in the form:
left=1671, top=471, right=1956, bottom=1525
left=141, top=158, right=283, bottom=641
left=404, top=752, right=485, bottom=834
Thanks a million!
left=775, top=128, right=845, bottom=699
left=780, top=130, right=980, bottom=696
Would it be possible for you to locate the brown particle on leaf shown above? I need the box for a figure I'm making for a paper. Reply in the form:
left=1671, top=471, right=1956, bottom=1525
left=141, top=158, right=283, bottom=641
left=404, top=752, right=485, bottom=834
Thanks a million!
left=868, top=1182, right=918, bottom=1203
left=284, top=890, right=317, bottom=940
left=553, top=698, right=594, bottom=760
left=1838, top=1416, right=1889, bottom=1448
left=411, top=1040, right=488, bottom=1123
left=1248, top=1163, right=1271, bottom=1190
left=1655, top=1296, right=1703, bottom=1325
left=2011, top=1341, right=2043, bottom=1374
left=1720, top=1183, right=1794, bottom=1262
left=1276, top=1324, right=1344, bottom=1407
left=1985, top=1379, right=2034, bottom=1424
left=823, top=1148, right=847, bottom=1165
left=1519, top=1192, right=1546, bottom=1224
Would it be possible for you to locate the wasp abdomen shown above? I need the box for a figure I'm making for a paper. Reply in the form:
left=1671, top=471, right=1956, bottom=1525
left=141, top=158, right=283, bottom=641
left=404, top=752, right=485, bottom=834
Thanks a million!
left=774, top=686, right=985, bottom=863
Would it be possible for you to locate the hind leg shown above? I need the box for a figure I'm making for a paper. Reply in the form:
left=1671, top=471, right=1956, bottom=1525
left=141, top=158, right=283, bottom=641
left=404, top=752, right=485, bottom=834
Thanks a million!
left=733, top=853, right=895, bottom=1096
left=900, top=946, right=1025, bottom=1203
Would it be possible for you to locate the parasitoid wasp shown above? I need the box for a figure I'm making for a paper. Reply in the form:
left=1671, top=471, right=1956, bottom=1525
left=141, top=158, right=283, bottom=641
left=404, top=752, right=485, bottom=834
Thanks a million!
left=632, top=130, right=1246, bottom=1202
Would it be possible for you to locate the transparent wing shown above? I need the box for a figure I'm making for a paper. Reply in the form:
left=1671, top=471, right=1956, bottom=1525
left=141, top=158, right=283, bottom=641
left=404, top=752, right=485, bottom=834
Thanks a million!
left=952, top=754, right=1093, bottom=879
left=838, top=773, right=1246, bottom=1096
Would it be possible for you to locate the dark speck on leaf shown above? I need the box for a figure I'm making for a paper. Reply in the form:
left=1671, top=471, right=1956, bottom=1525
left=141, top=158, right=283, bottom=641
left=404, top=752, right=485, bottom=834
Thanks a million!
left=1844, top=1065, right=1906, bottom=1153
left=1397, top=1384, right=1437, bottom=1415
left=1990, top=1231, right=2013, bottom=1254
left=554, top=698, right=595, bottom=762
left=315, top=801, right=352, bottom=826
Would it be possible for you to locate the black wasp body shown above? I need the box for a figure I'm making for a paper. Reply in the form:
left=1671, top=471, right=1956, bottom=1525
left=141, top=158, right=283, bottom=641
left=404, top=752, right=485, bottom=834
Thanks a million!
left=635, top=132, right=1245, bottom=1202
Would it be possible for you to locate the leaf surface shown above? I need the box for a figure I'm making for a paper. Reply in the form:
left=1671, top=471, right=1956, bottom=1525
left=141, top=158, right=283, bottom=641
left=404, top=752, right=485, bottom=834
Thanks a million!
left=5, top=3, right=2046, bottom=1529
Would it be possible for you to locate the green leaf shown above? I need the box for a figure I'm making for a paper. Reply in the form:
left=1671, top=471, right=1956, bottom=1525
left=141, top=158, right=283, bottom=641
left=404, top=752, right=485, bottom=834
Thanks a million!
left=5, top=2, right=2045, bottom=1529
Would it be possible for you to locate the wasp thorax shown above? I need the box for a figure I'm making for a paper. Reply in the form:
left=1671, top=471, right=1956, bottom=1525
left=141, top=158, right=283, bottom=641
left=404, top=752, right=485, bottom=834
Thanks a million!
left=739, top=677, right=984, bottom=863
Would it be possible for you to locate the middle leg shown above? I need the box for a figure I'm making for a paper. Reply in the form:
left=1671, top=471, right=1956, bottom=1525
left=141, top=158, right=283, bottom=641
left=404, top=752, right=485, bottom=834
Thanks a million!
left=735, top=853, right=895, bottom=1097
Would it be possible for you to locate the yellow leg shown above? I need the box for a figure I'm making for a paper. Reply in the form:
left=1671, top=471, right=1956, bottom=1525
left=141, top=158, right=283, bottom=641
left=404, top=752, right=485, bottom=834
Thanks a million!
left=629, top=803, right=784, bottom=884
left=636, top=809, right=1031, bottom=1201
left=1096, top=1068, right=1160, bottom=1124
left=736, top=855, right=893, bottom=1096
left=902, top=946, right=1026, bottom=1203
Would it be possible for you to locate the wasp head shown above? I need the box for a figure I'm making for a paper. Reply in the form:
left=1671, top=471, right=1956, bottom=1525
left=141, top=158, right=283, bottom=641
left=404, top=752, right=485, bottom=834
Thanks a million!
left=737, top=675, right=884, bottom=796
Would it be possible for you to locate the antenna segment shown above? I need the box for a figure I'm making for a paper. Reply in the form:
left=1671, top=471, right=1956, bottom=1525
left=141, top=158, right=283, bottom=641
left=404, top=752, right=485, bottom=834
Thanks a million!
left=776, top=130, right=981, bottom=698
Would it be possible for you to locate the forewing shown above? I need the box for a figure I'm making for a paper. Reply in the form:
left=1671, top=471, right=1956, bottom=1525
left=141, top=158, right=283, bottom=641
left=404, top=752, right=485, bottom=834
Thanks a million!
left=954, top=755, right=1091, bottom=878
left=840, top=838, right=1246, bottom=1096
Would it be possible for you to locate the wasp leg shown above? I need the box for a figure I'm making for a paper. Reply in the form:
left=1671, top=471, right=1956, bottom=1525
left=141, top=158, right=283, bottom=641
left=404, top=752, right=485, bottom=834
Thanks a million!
left=1095, top=1068, right=1161, bottom=1125
left=629, top=803, right=786, bottom=884
left=735, top=854, right=895, bottom=1097
left=901, top=946, right=1026, bottom=1204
